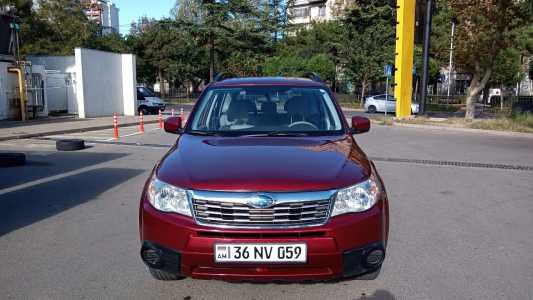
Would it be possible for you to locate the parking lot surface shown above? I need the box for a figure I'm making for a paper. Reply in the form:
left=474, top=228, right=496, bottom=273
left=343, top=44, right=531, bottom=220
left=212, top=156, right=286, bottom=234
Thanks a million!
left=1, top=123, right=532, bottom=299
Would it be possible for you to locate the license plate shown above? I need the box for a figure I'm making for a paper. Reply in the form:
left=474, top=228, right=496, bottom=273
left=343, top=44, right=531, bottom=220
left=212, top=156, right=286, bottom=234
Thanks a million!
left=214, top=243, right=307, bottom=263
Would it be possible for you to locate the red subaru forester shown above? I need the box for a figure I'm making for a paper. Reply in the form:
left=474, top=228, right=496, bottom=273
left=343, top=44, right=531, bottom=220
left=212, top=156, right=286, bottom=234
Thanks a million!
left=139, top=76, right=389, bottom=282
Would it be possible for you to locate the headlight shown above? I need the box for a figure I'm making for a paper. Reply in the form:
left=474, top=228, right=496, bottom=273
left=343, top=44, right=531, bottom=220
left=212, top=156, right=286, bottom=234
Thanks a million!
left=331, top=179, right=379, bottom=216
left=147, top=177, right=192, bottom=216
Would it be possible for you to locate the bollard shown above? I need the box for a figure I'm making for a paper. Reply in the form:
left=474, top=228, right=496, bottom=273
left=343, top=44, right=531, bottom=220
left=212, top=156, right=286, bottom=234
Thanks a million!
left=180, top=107, right=184, bottom=119
left=113, top=113, right=119, bottom=139
left=139, top=111, right=145, bottom=133
left=158, top=109, right=163, bottom=129
left=171, top=108, right=175, bottom=116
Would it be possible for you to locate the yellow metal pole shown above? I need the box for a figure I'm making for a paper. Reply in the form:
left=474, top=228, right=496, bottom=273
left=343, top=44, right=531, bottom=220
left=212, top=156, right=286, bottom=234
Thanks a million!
left=8, top=67, right=27, bottom=121
left=394, top=0, right=416, bottom=118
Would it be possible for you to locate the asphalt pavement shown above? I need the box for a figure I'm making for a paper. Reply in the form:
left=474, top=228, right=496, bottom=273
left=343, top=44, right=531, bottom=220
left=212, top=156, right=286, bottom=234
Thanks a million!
left=0, top=120, right=532, bottom=300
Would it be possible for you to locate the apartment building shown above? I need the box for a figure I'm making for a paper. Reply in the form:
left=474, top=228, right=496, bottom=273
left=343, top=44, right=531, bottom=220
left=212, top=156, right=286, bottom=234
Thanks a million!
left=289, top=0, right=351, bottom=27
left=31, top=0, right=119, bottom=35
left=80, top=0, right=120, bottom=35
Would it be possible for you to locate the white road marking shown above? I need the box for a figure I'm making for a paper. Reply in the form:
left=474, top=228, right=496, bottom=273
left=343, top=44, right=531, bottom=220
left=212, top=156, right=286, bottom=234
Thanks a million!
left=0, top=164, right=102, bottom=196
left=103, top=127, right=161, bottom=142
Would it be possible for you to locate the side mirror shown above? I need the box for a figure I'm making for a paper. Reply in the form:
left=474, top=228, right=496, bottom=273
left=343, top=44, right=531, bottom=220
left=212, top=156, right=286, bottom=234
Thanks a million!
left=164, top=116, right=183, bottom=134
left=351, top=116, right=371, bottom=134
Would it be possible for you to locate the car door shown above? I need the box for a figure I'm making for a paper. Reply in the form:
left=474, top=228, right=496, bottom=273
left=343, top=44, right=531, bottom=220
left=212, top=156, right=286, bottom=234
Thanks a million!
left=374, top=95, right=386, bottom=112
left=387, top=96, right=396, bottom=112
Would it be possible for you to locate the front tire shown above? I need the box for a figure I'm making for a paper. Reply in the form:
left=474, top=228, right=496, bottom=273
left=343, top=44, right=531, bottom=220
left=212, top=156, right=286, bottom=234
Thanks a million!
left=148, top=267, right=185, bottom=281
left=138, top=106, right=149, bottom=115
left=355, top=267, right=381, bottom=280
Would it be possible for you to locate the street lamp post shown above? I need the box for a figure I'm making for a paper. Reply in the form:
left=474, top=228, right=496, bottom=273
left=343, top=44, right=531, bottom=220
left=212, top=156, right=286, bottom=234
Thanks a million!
left=420, top=0, right=433, bottom=115
left=447, top=21, right=455, bottom=98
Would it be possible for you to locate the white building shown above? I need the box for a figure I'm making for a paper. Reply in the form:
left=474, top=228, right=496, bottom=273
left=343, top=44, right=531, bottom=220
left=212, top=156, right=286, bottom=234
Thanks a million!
left=289, top=0, right=350, bottom=27
left=31, top=1, right=120, bottom=35
left=81, top=0, right=120, bottom=35
left=100, top=0, right=120, bottom=35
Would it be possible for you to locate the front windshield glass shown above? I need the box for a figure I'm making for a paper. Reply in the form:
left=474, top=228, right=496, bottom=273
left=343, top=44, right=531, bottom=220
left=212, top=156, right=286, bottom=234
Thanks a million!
left=189, top=87, right=343, bottom=135
left=138, top=87, right=156, bottom=97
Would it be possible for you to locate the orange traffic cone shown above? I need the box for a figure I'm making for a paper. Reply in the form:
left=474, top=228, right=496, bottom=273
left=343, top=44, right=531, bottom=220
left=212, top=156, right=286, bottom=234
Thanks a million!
left=158, top=109, right=163, bottom=129
left=113, top=113, right=119, bottom=139
left=139, top=111, right=145, bottom=133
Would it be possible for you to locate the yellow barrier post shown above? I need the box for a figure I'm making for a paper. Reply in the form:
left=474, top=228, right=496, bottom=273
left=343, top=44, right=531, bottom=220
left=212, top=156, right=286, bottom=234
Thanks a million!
left=8, top=67, right=27, bottom=121
left=394, top=0, right=416, bottom=119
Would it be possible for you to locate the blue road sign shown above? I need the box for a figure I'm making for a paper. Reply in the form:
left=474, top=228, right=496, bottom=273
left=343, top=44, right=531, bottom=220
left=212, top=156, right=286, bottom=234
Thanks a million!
left=385, top=64, right=393, bottom=77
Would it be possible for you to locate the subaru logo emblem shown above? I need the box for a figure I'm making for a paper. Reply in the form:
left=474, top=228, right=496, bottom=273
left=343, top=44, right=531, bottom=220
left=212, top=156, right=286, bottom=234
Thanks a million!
left=247, top=194, right=275, bottom=209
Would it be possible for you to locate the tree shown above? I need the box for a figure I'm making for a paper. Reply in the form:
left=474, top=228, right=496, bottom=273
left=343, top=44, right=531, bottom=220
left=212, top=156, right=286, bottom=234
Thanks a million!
left=529, top=59, right=533, bottom=82
left=223, top=51, right=263, bottom=77
left=172, top=0, right=204, bottom=23
left=20, top=0, right=97, bottom=55
left=262, top=53, right=335, bottom=82
left=493, top=49, right=524, bottom=87
left=87, top=32, right=129, bottom=53
left=173, top=0, right=270, bottom=82
left=445, top=0, right=533, bottom=119
left=128, top=18, right=212, bottom=94
left=128, top=19, right=207, bottom=95
left=341, top=0, right=396, bottom=103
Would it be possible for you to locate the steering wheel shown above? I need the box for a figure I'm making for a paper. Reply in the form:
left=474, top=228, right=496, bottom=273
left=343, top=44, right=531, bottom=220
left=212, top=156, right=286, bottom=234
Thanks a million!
left=288, top=121, right=318, bottom=130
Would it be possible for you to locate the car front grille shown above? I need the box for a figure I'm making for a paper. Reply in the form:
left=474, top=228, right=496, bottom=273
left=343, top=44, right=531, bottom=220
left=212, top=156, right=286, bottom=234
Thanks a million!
left=191, top=193, right=334, bottom=228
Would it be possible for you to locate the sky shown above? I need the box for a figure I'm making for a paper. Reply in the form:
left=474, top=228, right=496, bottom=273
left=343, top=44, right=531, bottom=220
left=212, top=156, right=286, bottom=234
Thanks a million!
left=112, top=0, right=176, bottom=34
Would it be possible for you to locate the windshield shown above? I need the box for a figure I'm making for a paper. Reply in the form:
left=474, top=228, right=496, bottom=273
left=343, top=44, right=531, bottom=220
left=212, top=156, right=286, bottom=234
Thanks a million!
left=188, top=87, right=343, bottom=136
left=138, top=87, right=156, bottom=98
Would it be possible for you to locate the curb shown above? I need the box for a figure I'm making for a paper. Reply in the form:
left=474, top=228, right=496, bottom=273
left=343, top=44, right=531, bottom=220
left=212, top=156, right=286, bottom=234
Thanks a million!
left=341, top=107, right=365, bottom=112
left=386, top=122, right=533, bottom=139
left=0, top=120, right=160, bottom=142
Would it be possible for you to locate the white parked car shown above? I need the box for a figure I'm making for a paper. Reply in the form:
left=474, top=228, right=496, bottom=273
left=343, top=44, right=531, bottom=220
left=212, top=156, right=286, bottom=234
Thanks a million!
left=137, top=86, right=167, bottom=115
left=364, top=94, right=419, bottom=114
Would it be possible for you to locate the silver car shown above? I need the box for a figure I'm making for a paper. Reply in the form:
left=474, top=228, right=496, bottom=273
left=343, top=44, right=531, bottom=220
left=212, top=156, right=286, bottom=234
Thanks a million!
left=364, top=94, right=419, bottom=114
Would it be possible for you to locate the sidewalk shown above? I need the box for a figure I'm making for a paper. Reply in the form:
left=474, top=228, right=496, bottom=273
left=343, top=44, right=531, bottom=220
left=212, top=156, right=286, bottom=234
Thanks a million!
left=0, top=115, right=162, bottom=141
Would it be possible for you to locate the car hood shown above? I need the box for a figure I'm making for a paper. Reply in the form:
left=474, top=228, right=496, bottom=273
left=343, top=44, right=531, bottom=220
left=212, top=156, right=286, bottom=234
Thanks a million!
left=145, top=97, right=165, bottom=104
left=156, top=134, right=371, bottom=192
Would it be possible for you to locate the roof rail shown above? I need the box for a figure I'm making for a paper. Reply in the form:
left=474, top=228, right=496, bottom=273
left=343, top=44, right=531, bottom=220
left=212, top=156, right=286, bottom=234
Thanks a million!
left=305, top=72, right=322, bottom=83
left=213, top=72, right=236, bottom=82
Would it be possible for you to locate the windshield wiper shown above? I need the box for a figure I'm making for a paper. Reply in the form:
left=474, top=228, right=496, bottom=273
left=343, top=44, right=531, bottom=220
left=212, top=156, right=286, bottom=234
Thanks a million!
left=241, top=132, right=311, bottom=137
left=188, top=131, right=223, bottom=136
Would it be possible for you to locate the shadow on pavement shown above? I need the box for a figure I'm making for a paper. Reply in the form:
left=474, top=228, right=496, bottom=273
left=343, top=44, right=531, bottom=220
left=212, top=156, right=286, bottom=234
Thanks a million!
left=0, top=115, right=82, bottom=129
left=358, top=289, right=396, bottom=300
left=0, top=167, right=143, bottom=236
left=0, top=151, right=129, bottom=190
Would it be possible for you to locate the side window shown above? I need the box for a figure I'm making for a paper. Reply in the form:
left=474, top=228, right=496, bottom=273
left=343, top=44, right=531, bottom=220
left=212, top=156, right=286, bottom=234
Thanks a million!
left=137, top=90, right=145, bottom=100
left=218, top=92, right=235, bottom=128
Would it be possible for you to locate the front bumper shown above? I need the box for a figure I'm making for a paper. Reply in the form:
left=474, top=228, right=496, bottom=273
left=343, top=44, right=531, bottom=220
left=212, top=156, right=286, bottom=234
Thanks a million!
left=139, top=197, right=388, bottom=281
left=150, top=105, right=165, bottom=112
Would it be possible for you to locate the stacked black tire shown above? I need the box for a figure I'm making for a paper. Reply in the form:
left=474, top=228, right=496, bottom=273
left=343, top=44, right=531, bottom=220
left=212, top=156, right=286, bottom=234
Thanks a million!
left=56, top=139, right=85, bottom=151
left=0, top=153, right=26, bottom=167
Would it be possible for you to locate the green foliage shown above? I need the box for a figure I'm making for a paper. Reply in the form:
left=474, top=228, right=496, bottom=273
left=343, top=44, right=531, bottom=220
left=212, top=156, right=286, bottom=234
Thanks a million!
left=414, top=46, right=440, bottom=84
left=491, top=48, right=524, bottom=86
left=0, top=0, right=33, bottom=17
left=529, top=59, right=533, bottom=81
left=262, top=53, right=335, bottom=82
left=279, top=21, right=343, bottom=59
left=223, top=51, right=263, bottom=77
left=262, top=55, right=308, bottom=77
left=87, top=33, right=129, bottom=53
left=20, top=0, right=97, bottom=56
left=341, top=1, right=396, bottom=96
left=2, top=0, right=129, bottom=56
left=128, top=19, right=207, bottom=86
